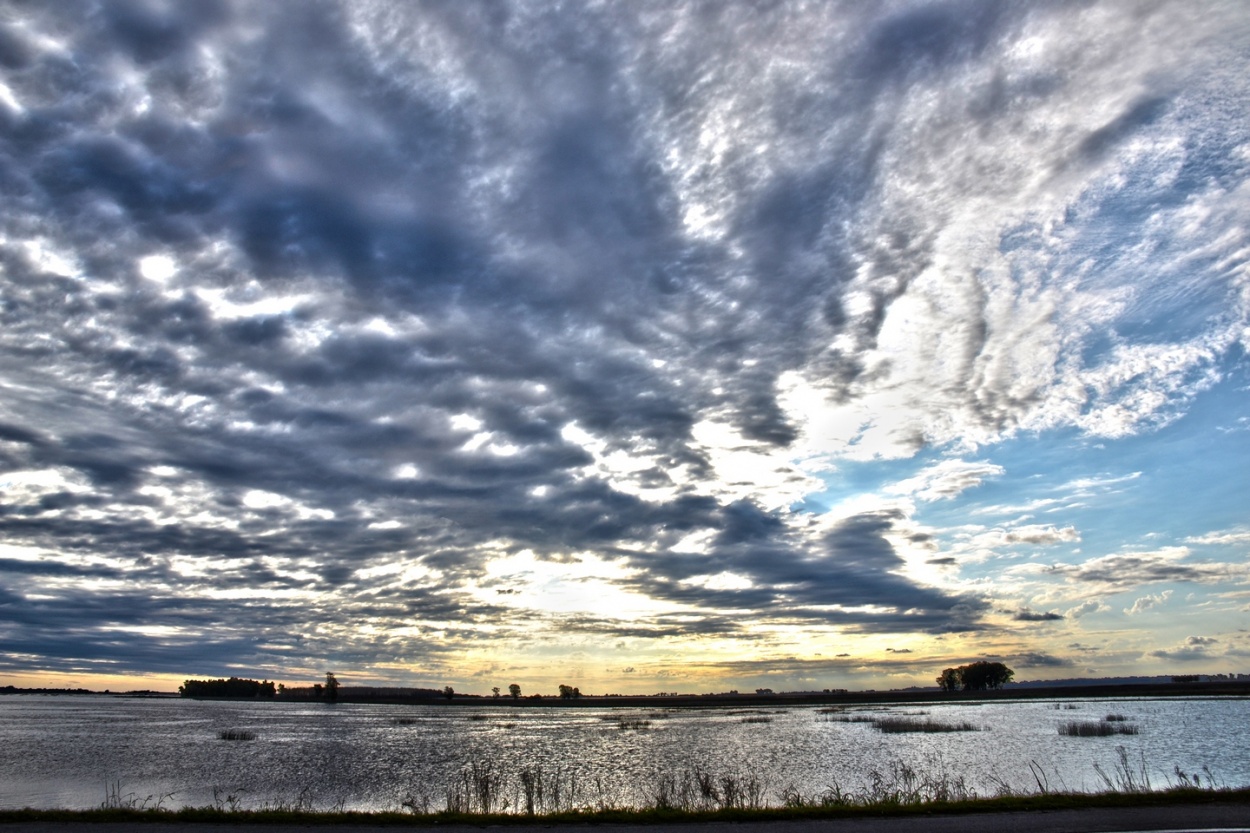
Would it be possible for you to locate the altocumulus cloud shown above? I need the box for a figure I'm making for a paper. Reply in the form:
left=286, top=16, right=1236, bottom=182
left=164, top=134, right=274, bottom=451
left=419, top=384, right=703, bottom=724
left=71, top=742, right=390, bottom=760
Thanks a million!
left=1, top=1, right=1249, bottom=689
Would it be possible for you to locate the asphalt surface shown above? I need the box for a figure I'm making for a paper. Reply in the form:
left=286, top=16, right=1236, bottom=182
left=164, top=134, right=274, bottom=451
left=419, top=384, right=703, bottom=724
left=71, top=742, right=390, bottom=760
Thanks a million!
left=2, top=803, right=1249, bottom=833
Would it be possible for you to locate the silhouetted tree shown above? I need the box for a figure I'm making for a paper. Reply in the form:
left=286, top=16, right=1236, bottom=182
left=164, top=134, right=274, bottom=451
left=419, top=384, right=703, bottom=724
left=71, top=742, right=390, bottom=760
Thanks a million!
left=508, top=683, right=521, bottom=699
left=492, top=686, right=501, bottom=699
left=179, top=677, right=276, bottom=698
left=324, top=672, right=340, bottom=702
left=936, top=668, right=961, bottom=692
left=938, top=661, right=1013, bottom=691
left=557, top=684, right=582, bottom=699
left=443, top=685, right=454, bottom=700
left=960, top=661, right=1013, bottom=690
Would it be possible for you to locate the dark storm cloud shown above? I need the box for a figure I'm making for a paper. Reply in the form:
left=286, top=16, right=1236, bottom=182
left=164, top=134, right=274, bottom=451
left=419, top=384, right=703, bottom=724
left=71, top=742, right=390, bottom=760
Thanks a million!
left=1013, top=608, right=1063, bottom=622
left=1012, top=652, right=1074, bottom=668
left=616, top=509, right=985, bottom=634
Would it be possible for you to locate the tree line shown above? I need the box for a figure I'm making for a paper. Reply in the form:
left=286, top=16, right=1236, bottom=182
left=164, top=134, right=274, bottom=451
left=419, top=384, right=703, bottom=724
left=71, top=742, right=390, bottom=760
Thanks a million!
left=179, top=677, right=276, bottom=698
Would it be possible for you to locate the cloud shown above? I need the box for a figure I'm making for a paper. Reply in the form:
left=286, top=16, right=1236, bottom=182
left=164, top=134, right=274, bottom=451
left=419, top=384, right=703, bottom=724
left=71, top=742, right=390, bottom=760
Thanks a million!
left=887, top=459, right=1004, bottom=502
left=1150, top=636, right=1220, bottom=662
left=946, top=522, right=1081, bottom=565
left=1022, top=548, right=1249, bottom=594
left=1013, top=608, right=1063, bottom=622
left=1186, top=529, right=1250, bottom=547
left=1013, top=652, right=1074, bottom=668
left=1065, top=600, right=1107, bottom=619
left=1126, top=590, right=1173, bottom=615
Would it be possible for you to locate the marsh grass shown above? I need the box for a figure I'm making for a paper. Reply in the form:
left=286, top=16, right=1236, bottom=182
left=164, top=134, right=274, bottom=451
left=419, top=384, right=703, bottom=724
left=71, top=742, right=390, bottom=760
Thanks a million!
left=817, top=712, right=976, bottom=732
left=651, top=767, right=767, bottom=811
left=392, top=717, right=418, bottom=725
left=443, top=760, right=508, bottom=814
left=1060, top=720, right=1139, bottom=737
left=616, top=718, right=652, bottom=730
left=781, top=759, right=975, bottom=808
left=871, top=717, right=978, bottom=733
left=31, top=752, right=1238, bottom=825
left=216, top=729, right=256, bottom=740
left=1093, top=747, right=1151, bottom=792
left=740, top=715, right=773, bottom=724
left=401, top=762, right=624, bottom=816
left=101, top=781, right=174, bottom=811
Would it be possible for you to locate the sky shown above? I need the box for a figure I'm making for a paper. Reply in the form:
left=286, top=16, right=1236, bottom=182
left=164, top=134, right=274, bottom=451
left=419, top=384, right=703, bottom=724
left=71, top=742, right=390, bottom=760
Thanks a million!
left=1, top=0, right=1248, bottom=695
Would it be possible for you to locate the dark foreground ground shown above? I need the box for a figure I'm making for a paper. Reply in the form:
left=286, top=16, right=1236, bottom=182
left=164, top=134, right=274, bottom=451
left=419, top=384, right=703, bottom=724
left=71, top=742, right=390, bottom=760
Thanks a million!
left=3, top=802, right=1249, bottom=833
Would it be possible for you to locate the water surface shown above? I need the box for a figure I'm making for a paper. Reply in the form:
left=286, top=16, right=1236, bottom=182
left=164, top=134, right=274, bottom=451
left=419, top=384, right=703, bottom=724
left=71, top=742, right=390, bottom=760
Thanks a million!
left=1, top=695, right=1245, bottom=811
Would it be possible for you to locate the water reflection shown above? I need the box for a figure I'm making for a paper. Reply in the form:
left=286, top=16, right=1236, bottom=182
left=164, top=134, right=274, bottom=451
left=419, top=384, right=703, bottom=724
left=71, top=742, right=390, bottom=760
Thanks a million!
left=0, top=696, right=1246, bottom=811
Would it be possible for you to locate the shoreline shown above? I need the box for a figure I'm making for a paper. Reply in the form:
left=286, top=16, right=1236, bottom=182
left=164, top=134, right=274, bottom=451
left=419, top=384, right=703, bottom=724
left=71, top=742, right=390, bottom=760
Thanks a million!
left=210, top=680, right=1250, bottom=707
left=6, top=680, right=1250, bottom=706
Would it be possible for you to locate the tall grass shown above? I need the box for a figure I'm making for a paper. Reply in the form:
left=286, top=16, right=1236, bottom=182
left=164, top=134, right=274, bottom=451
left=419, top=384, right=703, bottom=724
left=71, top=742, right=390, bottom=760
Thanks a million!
left=1060, top=720, right=1139, bottom=737
left=90, top=747, right=1231, bottom=820
left=1093, top=747, right=1151, bottom=793
left=217, top=729, right=256, bottom=740
left=651, top=767, right=768, bottom=811
left=401, top=762, right=624, bottom=815
left=818, top=713, right=875, bottom=723
left=781, top=759, right=975, bottom=808
left=101, top=781, right=174, bottom=811
left=818, top=712, right=977, bottom=732
left=872, top=716, right=978, bottom=733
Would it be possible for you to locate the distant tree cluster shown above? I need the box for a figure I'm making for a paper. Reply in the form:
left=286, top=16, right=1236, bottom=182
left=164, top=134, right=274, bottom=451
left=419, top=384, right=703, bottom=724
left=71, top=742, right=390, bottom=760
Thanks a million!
left=311, top=672, right=340, bottom=702
left=179, top=677, right=276, bottom=698
left=557, top=684, right=581, bottom=699
left=936, top=661, right=1014, bottom=692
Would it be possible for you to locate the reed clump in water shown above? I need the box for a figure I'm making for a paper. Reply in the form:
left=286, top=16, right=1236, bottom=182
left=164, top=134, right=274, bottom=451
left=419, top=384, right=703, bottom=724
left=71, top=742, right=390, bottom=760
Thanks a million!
left=217, top=729, right=256, bottom=741
left=1060, top=720, right=1139, bottom=737
left=817, top=713, right=875, bottom=723
left=871, top=716, right=978, bottom=733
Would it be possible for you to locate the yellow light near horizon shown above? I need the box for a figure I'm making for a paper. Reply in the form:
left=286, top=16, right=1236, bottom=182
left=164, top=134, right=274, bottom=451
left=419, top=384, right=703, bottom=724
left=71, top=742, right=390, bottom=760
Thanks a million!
left=4, top=670, right=187, bottom=693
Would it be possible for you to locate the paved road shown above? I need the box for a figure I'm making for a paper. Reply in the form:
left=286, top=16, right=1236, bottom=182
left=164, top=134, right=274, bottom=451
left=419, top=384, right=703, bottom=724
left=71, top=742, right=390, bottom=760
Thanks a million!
left=3, top=804, right=1249, bottom=833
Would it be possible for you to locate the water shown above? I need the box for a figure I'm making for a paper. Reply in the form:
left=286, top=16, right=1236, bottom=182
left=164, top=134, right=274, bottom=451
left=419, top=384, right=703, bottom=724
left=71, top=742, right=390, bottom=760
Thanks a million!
left=0, top=695, right=1246, bottom=811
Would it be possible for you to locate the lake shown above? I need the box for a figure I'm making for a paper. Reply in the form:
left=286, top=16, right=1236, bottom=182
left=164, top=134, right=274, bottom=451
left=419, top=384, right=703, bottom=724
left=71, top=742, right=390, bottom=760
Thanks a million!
left=1, top=695, right=1246, bottom=812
